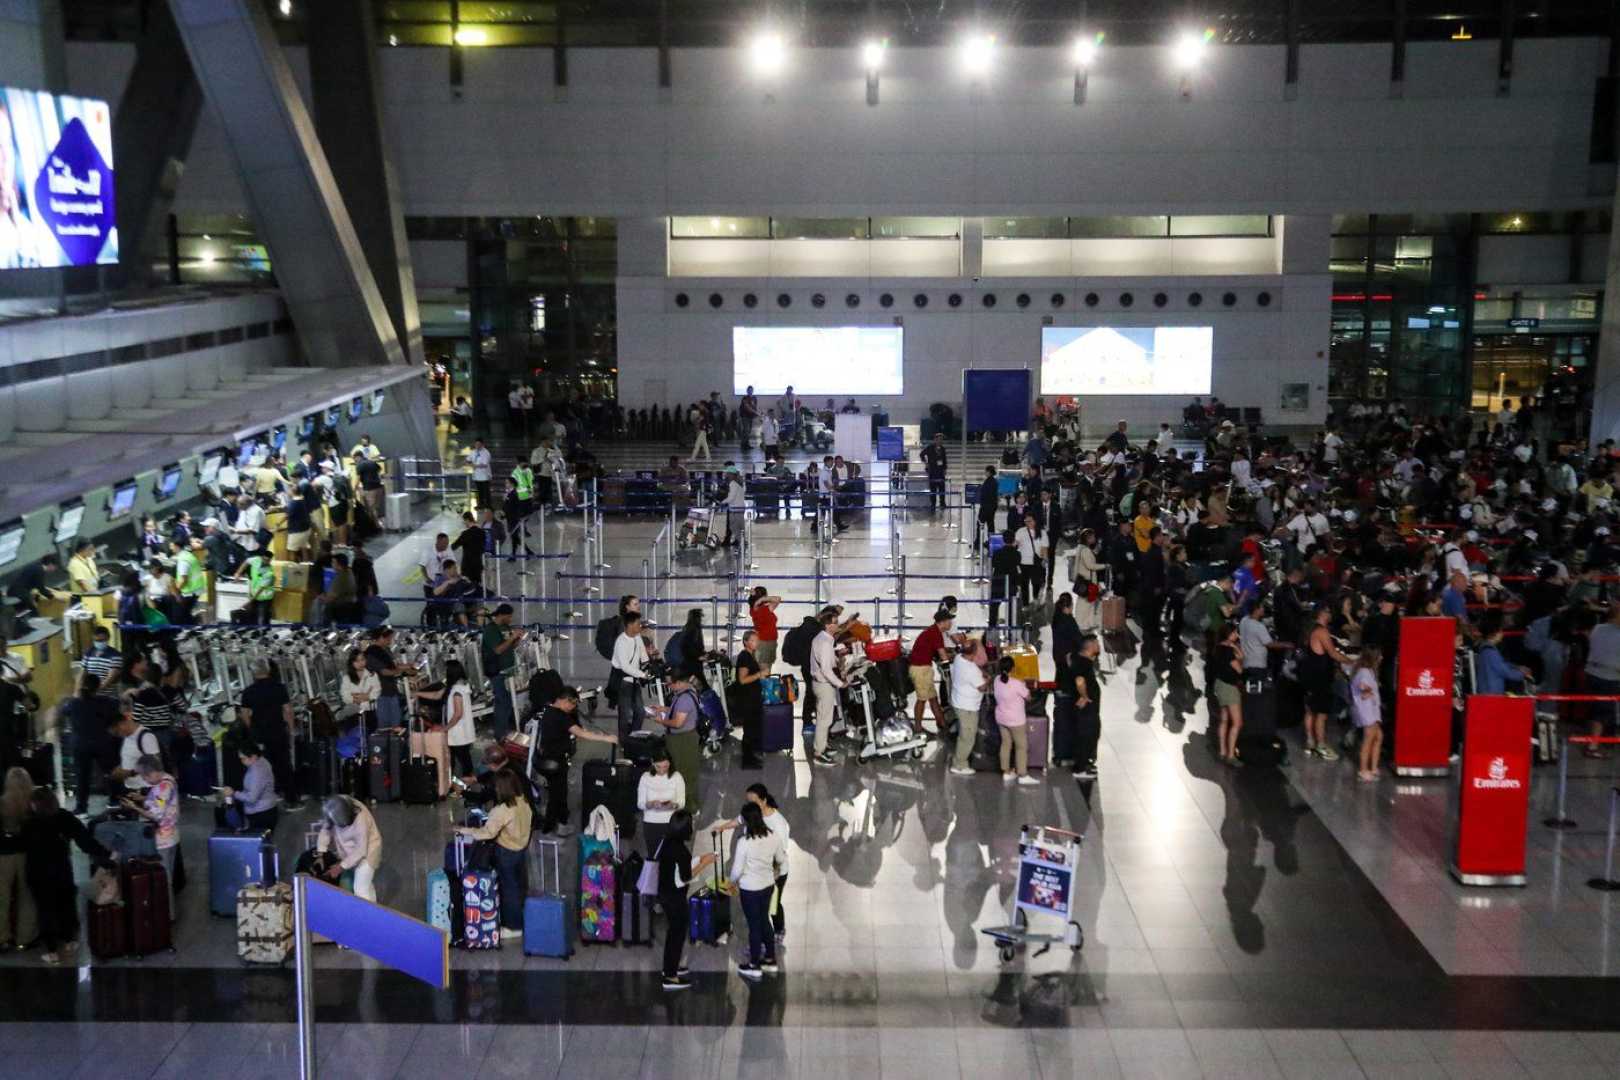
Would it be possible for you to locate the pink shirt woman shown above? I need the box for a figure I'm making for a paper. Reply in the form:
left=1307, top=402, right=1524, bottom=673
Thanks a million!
left=994, top=675, right=1029, bottom=729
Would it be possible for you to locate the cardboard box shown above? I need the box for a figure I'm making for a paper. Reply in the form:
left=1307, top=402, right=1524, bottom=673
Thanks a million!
left=272, top=560, right=310, bottom=591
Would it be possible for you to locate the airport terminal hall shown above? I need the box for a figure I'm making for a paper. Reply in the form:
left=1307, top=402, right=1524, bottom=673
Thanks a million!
left=12, top=0, right=1620, bottom=1077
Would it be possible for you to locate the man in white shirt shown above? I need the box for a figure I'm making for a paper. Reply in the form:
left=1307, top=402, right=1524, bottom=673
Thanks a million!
left=1231, top=450, right=1254, bottom=492
left=947, top=642, right=989, bottom=775
left=1285, top=500, right=1329, bottom=558
left=508, top=385, right=526, bottom=437
left=808, top=608, right=846, bottom=766
left=232, top=495, right=266, bottom=554
left=1393, top=451, right=1419, bottom=485
left=760, top=410, right=780, bottom=457
left=1442, top=532, right=1469, bottom=580
left=612, top=613, right=652, bottom=740
left=110, top=703, right=163, bottom=792
left=1013, top=512, right=1048, bottom=607
left=1497, top=398, right=1515, bottom=430
left=469, top=438, right=494, bottom=510
left=421, top=532, right=454, bottom=582
left=1322, top=428, right=1343, bottom=465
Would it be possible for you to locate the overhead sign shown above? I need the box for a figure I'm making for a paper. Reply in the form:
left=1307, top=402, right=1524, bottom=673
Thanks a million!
left=0, top=86, right=117, bottom=268
left=1508, top=317, right=1540, bottom=330
left=1394, top=617, right=1456, bottom=777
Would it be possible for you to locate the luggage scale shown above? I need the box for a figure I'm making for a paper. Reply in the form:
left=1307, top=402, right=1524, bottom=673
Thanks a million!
left=980, top=824, right=1085, bottom=963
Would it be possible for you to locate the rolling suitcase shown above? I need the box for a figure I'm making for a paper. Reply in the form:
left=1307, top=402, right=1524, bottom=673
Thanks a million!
left=580, top=750, right=640, bottom=841
left=408, top=726, right=452, bottom=796
left=1100, top=595, right=1127, bottom=632
left=94, top=816, right=158, bottom=860
left=426, top=866, right=453, bottom=934
left=122, top=856, right=174, bottom=957
left=208, top=831, right=277, bottom=917
left=623, top=730, right=666, bottom=772
left=579, top=831, right=618, bottom=944
left=178, top=742, right=218, bottom=798
left=761, top=702, right=795, bottom=753
left=402, top=758, right=439, bottom=805
left=87, top=901, right=128, bottom=959
left=19, top=742, right=55, bottom=788
left=453, top=836, right=500, bottom=950
left=1024, top=714, right=1050, bottom=771
left=969, top=698, right=1002, bottom=772
left=617, top=852, right=653, bottom=946
left=688, top=831, right=731, bottom=945
left=237, top=881, right=294, bottom=964
left=366, top=729, right=407, bottom=804
left=339, top=756, right=367, bottom=800
left=298, top=736, right=338, bottom=800
left=523, top=836, right=572, bottom=958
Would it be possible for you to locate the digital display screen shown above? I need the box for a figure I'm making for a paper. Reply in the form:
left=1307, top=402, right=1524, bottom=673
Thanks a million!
left=732, top=327, right=903, bottom=396
left=348, top=398, right=364, bottom=422
left=237, top=439, right=261, bottom=468
left=0, top=522, right=22, bottom=566
left=0, top=87, right=117, bottom=269
left=108, top=481, right=137, bottom=519
left=198, top=453, right=222, bottom=487
left=270, top=425, right=287, bottom=452
left=299, top=414, right=317, bottom=439
left=368, top=390, right=385, bottom=415
left=53, top=503, right=82, bottom=543
left=157, top=466, right=182, bottom=500
left=1040, top=326, right=1214, bottom=396
left=324, top=406, right=340, bottom=428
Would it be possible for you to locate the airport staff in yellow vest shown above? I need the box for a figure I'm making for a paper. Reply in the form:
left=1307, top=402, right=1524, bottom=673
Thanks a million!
left=175, top=537, right=209, bottom=624
left=235, top=551, right=276, bottom=626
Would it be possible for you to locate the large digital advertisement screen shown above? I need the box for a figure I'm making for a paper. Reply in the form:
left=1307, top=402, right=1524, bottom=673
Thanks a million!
left=1040, top=326, right=1213, bottom=395
left=733, top=327, right=903, bottom=396
left=0, top=87, right=117, bottom=269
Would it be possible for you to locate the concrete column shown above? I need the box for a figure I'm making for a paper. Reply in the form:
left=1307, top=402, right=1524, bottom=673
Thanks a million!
left=113, top=2, right=202, bottom=286
left=307, top=0, right=422, bottom=367
left=961, top=217, right=983, bottom=279
left=166, top=0, right=405, bottom=368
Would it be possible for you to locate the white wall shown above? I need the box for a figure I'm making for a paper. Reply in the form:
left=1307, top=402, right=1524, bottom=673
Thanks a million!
left=617, top=276, right=1327, bottom=432
left=63, top=37, right=1612, bottom=220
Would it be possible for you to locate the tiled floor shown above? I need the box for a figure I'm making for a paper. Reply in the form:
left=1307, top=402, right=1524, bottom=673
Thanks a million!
left=7, top=441, right=1620, bottom=1076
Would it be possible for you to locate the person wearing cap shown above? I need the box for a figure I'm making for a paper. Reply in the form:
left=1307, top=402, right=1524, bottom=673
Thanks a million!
left=481, top=603, right=527, bottom=740
left=173, top=535, right=209, bottom=625
left=316, top=795, right=383, bottom=902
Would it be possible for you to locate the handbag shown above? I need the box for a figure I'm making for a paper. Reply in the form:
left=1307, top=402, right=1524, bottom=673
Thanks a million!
left=636, top=839, right=662, bottom=896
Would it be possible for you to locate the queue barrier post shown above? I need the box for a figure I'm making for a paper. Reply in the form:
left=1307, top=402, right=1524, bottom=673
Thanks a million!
left=1591, top=788, right=1620, bottom=892
left=1547, top=737, right=1576, bottom=829
left=897, top=554, right=908, bottom=629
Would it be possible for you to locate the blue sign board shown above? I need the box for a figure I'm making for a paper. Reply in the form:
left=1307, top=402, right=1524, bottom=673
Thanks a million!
left=876, top=426, right=904, bottom=462
left=1, top=87, right=117, bottom=268
left=303, top=876, right=449, bottom=988
left=962, top=369, right=1032, bottom=433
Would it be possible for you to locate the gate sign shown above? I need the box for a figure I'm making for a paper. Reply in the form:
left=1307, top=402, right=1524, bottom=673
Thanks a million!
left=0, top=87, right=117, bottom=268
left=1394, top=617, right=1455, bottom=776
left=1451, top=695, right=1533, bottom=886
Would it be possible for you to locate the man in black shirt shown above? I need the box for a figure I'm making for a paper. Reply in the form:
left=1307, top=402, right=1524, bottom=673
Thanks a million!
left=734, top=631, right=765, bottom=768
left=451, top=511, right=487, bottom=589
left=351, top=542, right=380, bottom=601
left=200, top=519, right=237, bottom=578
left=988, top=528, right=1021, bottom=628
left=535, top=686, right=617, bottom=835
left=240, top=659, right=296, bottom=806
left=6, top=553, right=59, bottom=617
left=921, top=433, right=949, bottom=514
left=363, top=627, right=415, bottom=730
left=1138, top=528, right=1168, bottom=649
left=976, top=466, right=999, bottom=551
left=1071, top=635, right=1103, bottom=779
left=353, top=452, right=385, bottom=522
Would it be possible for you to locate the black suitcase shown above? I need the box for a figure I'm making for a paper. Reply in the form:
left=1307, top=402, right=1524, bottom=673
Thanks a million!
left=339, top=756, right=368, bottom=800
left=580, top=752, right=639, bottom=839
left=969, top=698, right=1003, bottom=771
left=366, top=730, right=407, bottom=804
left=1235, top=733, right=1286, bottom=768
left=617, top=854, right=654, bottom=946
left=296, top=737, right=337, bottom=800
left=402, top=758, right=439, bottom=804
left=1241, top=673, right=1278, bottom=739
left=18, top=741, right=54, bottom=787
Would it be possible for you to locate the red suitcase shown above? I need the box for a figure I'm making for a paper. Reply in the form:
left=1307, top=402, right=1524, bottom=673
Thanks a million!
left=87, top=901, right=128, bottom=959
left=122, top=857, right=174, bottom=956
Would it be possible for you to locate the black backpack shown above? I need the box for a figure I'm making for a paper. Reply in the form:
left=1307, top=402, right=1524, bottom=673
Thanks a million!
left=594, top=615, right=621, bottom=661
left=782, top=618, right=818, bottom=668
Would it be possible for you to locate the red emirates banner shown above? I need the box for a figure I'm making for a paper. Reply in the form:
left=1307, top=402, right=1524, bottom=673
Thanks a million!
left=1452, top=695, right=1533, bottom=886
left=1394, top=616, right=1455, bottom=775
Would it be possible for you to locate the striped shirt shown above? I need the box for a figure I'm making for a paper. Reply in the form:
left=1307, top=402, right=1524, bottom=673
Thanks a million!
left=81, top=647, right=121, bottom=698
left=129, top=685, right=173, bottom=731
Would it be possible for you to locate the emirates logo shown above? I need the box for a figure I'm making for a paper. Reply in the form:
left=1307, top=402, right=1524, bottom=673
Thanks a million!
left=1418, top=670, right=1434, bottom=690
left=1488, top=756, right=1508, bottom=782
left=1473, top=755, right=1523, bottom=790
left=1405, top=668, right=1448, bottom=697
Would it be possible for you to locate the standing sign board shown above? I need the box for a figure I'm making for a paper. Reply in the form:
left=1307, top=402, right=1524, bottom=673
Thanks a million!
left=1394, top=617, right=1456, bottom=776
left=1451, top=695, right=1533, bottom=886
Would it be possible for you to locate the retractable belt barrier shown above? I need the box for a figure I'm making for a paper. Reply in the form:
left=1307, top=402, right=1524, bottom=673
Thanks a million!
left=1540, top=727, right=1620, bottom=831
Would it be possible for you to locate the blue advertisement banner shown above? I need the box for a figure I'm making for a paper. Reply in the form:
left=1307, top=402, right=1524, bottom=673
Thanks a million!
left=0, top=86, right=117, bottom=268
left=1015, top=857, right=1073, bottom=918
left=876, top=426, right=904, bottom=462
left=304, top=877, right=449, bottom=988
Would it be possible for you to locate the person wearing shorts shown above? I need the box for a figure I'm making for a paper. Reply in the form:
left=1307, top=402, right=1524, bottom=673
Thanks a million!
left=905, top=609, right=954, bottom=737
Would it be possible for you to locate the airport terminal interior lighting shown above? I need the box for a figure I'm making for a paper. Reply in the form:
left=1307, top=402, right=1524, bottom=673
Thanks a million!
left=1174, top=28, right=1212, bottom=69
left=1072, top=35, right=1099, bottom=67
left=750, top=30, right=787, bottom=76
left=961, top=33, right=995, bottom=77
left=862, top=39, right=886, bottom=71
left=453, top=26, right=488, bottom=46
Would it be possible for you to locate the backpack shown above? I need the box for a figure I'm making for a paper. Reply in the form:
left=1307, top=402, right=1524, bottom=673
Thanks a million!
left=782, top=619, right=817, bottom=668
left=1183, top=584, right=1219, bottom=634
left=594, top=616, right=620, bottom=662
left=663, top=633, right=686, bottom=671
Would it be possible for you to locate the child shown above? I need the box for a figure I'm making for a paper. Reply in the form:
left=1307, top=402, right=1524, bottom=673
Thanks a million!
left=1352, top=647, right=1383, bottom=781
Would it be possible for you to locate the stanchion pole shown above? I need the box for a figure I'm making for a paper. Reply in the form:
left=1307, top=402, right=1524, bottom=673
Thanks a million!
left=1546, top=737, right=1577, bottom=829
left=293, top=874, right=316, bottom=1080
left=815, top=550, right=823, bottom=608
left=897, top=554, right=908, bottom=628
left=1589, top=788, right=1620, bottom=891
left=873, top=596, right=882, bottom=632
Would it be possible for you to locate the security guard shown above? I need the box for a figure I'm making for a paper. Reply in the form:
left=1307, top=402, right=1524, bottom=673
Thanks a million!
left=174, top=537, right=209, bottom=624
left=234, top=550, right=277, bottom=626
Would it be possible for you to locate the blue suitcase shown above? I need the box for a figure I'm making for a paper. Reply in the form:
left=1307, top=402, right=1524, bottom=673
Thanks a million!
left=762, top=703, right=795, bottom=753
left=687, top=833, right=731, bottom=944
left=460, top=866, right=500, bottom=950
left=426, top=868, right=453, bottom=933
left=208, top=832, right=277, bottom=917
left=178, top=743, right=218, bottom=798
left=523, top=836, right=573, bottom=958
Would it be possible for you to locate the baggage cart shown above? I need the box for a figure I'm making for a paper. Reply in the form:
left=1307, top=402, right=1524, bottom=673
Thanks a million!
left=980, top=824, right=1085, bottom=962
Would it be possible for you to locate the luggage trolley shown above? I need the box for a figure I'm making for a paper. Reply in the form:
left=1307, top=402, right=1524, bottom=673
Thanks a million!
left=980, top=824, right=1085, bottom=962
left=849, top=675, right=929, bottom=763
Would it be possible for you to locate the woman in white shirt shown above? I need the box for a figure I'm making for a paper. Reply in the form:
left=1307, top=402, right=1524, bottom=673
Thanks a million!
left=338, top=649, right=380, bottom=731
left=415, top=661, right=476, bottom=778
left=726, top=800, right=786, bottom=979
left=712, top=783, right=791, bottom=943
left=636, top=749, right=686, bottom=858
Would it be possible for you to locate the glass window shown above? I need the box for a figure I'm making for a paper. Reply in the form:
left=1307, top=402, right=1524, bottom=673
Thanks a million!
left=982, top=217, right=1066, bottom=239
left=669, top=216, right=769, bottom=239
left=1332, top=213, right=1371, bottom=235
left=871, top=216, right=959, bottom=239
left=769, top=217, right=869, bottom=240
left=1069, top=215, right=1169, bottom=238
left=1168, top=215, right=1271, bottom=237
left=1480, top=212, right=1567, bottom=234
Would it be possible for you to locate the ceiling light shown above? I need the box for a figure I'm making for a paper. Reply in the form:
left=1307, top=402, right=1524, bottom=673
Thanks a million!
left=200, top=250, right=217, bottom=265
left=961, top=33, right=995, bottom=77
left=862, top=39, right=886, bottom=71
left=1072, top=36, right=1099, bottom=67
left=749, top=30, right=787, bottom=76
left=453, top=27, right=488, bottom=46
left=1174, top=28, right=1211, bottom=70
left=278, top=0, right=291, bottom=15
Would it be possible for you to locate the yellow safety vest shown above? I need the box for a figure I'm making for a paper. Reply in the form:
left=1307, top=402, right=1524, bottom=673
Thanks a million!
left=177, top=550, right=207, bottom=597
left=513, top=465, right=533, bottom=501
left=247, top=558, right=275, bottom=602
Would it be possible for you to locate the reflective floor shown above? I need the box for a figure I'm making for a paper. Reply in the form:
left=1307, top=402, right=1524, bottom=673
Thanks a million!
left=6, top=442, right=1620, bottom=1077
